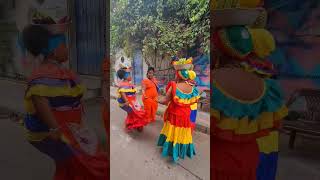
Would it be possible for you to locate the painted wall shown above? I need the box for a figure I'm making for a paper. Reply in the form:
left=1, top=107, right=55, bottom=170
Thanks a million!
left=265, top=1, right=320, bottom=108
left=193, top=54, right=210, bottom=91
left=132, top=49, right=144, bottom=85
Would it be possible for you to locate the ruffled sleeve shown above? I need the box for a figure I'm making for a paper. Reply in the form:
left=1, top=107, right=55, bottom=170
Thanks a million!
left=118, top=82, right=137, bottom=93
left=166, top=81, right=175, bottom=92
left=211, top=79, right=288, bottom=142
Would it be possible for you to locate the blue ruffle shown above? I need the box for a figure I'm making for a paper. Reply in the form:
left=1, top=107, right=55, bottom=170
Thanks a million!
left=211, top=79, right=284, bottom=120
left=24, top=114, right=49, bottom=132
left=257, top=152, right=278, bottom=180
left=157, top=134, right=196, bottom=162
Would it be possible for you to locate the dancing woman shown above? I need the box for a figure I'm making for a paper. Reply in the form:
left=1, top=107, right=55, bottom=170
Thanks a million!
left=22, top=25, right=108, bottom=179
left=157, top=58, right=200, bottom=162
left=211, top=2, right=288, bottom=178
left=116, top=69, right=147, bottom=132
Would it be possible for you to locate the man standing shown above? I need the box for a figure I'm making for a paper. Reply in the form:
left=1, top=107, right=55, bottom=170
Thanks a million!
left=141, top=67, right=159, bottom=123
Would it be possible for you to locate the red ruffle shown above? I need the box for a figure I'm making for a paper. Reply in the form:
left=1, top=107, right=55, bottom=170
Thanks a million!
left=55, top=153, right=108, bottom=180
left=52, top=108, right=82, bottom=124
left=51, top=111, right=109, bottom=180
left=166, top=81, right=175, bottom=92
left=165, top=103, right=192, bottom=128
left=28, top=63, right=78, bottom=82
left=190, top=123, right=196, bottom=132
left=125, top=109, right=147, bottom=130
left=212, top=137, right=258, bottom=180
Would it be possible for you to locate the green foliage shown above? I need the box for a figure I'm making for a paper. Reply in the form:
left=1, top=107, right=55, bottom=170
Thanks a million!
left=111, top=0, right=210, bottom=58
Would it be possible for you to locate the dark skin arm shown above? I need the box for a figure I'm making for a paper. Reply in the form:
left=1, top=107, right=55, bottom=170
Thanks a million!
left=142, top=82, right=148, bottom=99
left=32, top=96, right=61, bottom=140
left=157, top=87, right=172, bottom=105
left=120, top=92, right=130, bottom=105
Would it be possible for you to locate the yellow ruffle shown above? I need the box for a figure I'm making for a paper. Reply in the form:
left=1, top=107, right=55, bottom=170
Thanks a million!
left=212, top=105, right=288, bottom=134
left=25, top=129, right=49, bottom=142
left=118, top=88, right=137, bottom=93
left=24, top=101, right=36, bottom=114
left=25, top=128, right=69, bottom=144
left=160, top=121, right=193, bottom=145
left=190, top=103, right=197, bottom=110
left=174, top=95, right=200, bottom=105
left=257, top=131, right=279, bottom=153
left=24, top=84, right=86, bottom=114
left=25, top=84, right=86, bottom=99
left=248, top=28, right=275, bottom=58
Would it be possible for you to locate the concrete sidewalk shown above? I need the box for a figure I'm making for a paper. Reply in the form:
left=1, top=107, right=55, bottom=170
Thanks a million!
left=110, top=86, right=210, bottom=134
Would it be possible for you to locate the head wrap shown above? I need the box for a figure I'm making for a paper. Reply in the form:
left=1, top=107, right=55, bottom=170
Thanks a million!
left=213, top=26, right=254, bottom=60
left=173, top=58, right=197, bottom=81
left=124, top=71, right=130, bottom=80
left=176, top=70, right=196, bottom=81
left=248, top=28, right=275, bottom=58
left=41, top=35, right=66, bottom=57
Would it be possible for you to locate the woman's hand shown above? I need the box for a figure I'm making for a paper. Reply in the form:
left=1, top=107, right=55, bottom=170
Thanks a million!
left=124, top=101, right=130, bottom=106
left=48, top=128, right=62, bottom=140
left=157, top=96, right=165, bottom=105
left=32, top=96, right=61, bottom=137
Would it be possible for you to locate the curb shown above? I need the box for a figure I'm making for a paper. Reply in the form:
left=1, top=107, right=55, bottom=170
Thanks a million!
left=110, top=95, right=210, bottom=135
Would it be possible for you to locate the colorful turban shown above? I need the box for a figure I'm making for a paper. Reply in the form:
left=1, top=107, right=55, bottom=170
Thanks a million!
left=248, top=28, right=275, bottom=58
left=213, top=26, right=254, bottom=60
left=41, top=35, right=66, bottom=57
left=176, top=69, right=197, bottom=81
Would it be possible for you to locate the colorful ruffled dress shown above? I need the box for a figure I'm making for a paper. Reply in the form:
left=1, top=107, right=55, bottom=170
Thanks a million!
left=166, top=81, right=198, bottom=131
left=117, top=81, right=147, bottom=130
left=24, top=63, right=108, bottom=179
left=158, top=81, right=200, bottom=162
left=211, top=78, right=288, bottom=180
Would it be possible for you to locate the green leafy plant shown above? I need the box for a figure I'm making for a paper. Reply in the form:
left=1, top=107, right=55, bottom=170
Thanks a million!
left=111, top=0, right=210, bottom=61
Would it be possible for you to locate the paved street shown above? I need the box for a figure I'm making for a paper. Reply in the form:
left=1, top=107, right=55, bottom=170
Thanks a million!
left=110, top=99, right=210, bottom=180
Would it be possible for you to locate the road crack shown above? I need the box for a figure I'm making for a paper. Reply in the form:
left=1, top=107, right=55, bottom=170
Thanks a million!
left=177, top=162, right=203, bottom=180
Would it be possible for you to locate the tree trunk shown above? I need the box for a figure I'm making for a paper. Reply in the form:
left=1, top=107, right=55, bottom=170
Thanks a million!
left=154, top=48, right=157, bottom=69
